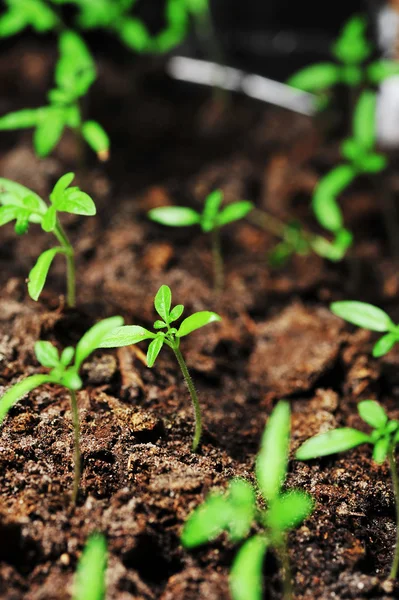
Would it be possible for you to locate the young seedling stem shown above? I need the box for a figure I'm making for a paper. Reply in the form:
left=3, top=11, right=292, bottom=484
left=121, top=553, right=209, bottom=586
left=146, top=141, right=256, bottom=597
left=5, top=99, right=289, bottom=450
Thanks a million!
left=53, top=221, right=76, bottom=306
left=211, top=226, right=224, bottom=294
left=70, top=389, right=81, bottom=505
left=389, top=449, right=399, bottom=579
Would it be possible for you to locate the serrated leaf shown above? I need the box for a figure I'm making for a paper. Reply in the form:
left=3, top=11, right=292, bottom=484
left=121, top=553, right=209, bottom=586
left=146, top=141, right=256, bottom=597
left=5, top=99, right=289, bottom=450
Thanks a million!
left=177, top=311, right=221, bottom=338
left=287, top=63, right=342, bottom=92
left=216, top=201, right=254, bottom=227
left=201, top=190, right=223, bottom=232
left=358, top=400, right=388, bottom=429
left=146, top=336, right=164, bottom=368
left=265, top=491, right=314, bottom=533
left=169, top=304, right=184, bottom=322
left=73, top=533, right=107, bottom=600
left=353, top=90, right=377, bottom=150
left=330, top=301, right=394, bottom=332
left=296, top=428, right=370, bottom=460
left=56, top=188, right=96, bottom=216
left=154, top=285, right=172, bottom=322
left=0, top=108, right=41, bottom=129
left=74, top=316, right=124, bottom=370
left=372, top=436, right=390, bottom=464
left=28, top=247, right=67, bottom=301
left=34, top=341, right=60, bottom=368
left=148, top=206, right=201, bottom=227
left=373, top=333, right=398, bottom=358
left=312, top=165, right=356, bottom=232
left=229, top=535, right=268, bottom=600
left=181, top=493, right=229, bottom=548
left=50, top=172, right=75, bottom=205
left=82, top=121, right=110, bottom=161
left=34, top=108, right=65, bottom=157
left=227, top=479, right=256, bottom=542
left=0, top=374, right=55, bottom=424
left=99, top=325, right=155, bottom=348
left=256, top=401, right=290, bottom=503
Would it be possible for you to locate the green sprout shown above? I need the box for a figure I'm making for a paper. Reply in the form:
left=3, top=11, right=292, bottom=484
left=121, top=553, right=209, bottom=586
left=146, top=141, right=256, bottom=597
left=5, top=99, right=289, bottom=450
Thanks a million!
left=312, top=90, right=385, bottom=240
left=288, top=14, right=399, bottom=107
left=0, top=30, right=109, bottom=161
left=73, top=533, right=108, bottom=600
left=0, top=173, right=96, bottom=307
left=181, top=401, right=314, bottom=600
left=0, top=316, right=123, bottom=503
left=296, top=399, right=399, bottom=579
left=331, top=300, right=399, bottom=358
left=148, top=191, right=253, bottom=292
left=99, top=285, right=221, bottom=452
left=0, top=0, right=60, bottom=37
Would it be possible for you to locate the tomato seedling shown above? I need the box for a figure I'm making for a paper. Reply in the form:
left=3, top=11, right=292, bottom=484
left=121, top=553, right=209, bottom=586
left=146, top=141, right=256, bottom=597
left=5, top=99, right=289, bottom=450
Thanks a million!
left=297, top=399, right=399, bottom=579
left=0, top=173, right=96, bottom=307
left=0, top=30, right=109, bottom=160
left=331, top=300, right=399, bottom=357
left=73, top=533, right=108, bottom=600
left=148, top=191, right=253, bottom=292
left=181, top=401, right=314, bottom=600
left=100, top=285, right=221, bottom=452
left=0, top=316, right=123, bottom=503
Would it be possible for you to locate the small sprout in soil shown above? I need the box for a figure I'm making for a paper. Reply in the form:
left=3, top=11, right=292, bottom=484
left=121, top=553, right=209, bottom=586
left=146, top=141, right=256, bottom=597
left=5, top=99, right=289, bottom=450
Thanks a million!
left=181, top=401, right=314, bottom=600
left=0, top=0, right=59, bottom=37
left=288, top=14, right=399, bottom=108
left=296, top=399, right=399, bottom=579
left=0, top=316, right=123, bottom=503
left=100, top=284, right=221, bottom=452
left=148, top=190, right=253, bottom=292
left=331, top=300, right=399, bottom=357
left=313, top=90, right=385, bottom=239
left=73, top=533, right=108, bottom=600
left=0, top=173, right=96, bottom=307
left=0, top=30, right=109, bottom=161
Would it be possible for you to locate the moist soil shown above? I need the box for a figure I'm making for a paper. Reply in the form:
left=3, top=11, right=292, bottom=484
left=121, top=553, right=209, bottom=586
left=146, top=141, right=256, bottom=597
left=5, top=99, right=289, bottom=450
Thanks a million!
left=1, top=39, right=399, bottom=600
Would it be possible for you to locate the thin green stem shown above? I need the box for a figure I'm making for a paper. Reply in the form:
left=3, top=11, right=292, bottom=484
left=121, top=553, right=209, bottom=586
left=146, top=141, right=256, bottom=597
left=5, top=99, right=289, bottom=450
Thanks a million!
left=388, top=448, right=399, bottom=579
left=70, top=390, right=81, bottom=505
left=211, top=227, right=224, bottom=294
left=54, top=222, right=76, bottom=307
left=172, top=346, right=202, bottom=452
left=279, top=536, right=293, bottom=600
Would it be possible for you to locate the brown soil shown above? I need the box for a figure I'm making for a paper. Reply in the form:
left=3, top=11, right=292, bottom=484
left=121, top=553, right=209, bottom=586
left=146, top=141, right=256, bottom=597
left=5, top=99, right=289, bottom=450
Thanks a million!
left=1, top=39, right=399, bottom=599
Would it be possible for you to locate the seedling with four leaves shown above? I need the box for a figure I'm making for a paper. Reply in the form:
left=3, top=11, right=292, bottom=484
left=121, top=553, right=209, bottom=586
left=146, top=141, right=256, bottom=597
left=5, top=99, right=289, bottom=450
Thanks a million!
left=0, top=30, right=109, bottom=160
left=331, top=300, right=399, bottom=358
left=73, top=532, right=108, bottom=600
left=148, top=190, right=253, bottom=292
left=181, top=401, right=314, bottom=600
left=296, top=399, right=399, bottom=579
left=0, top=316, right=124, bottom=503
left=0, top=173, right=96, bottom=307
left=100, top=284, right=221, bottom=452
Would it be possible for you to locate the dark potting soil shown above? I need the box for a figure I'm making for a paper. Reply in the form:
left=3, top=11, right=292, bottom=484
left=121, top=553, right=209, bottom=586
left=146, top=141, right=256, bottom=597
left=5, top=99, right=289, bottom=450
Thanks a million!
left=1, top=39, right=399, bottom=599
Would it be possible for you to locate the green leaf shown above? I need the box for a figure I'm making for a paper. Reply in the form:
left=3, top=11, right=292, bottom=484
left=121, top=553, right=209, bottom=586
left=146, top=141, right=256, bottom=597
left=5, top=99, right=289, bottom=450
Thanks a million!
left=154, top=285, right=172, bottom=322
left=311, top=228, right=353, bottom=262
left=358, top=400, right=388, bottom=429
left=154, top=320, right=167, bottom=329
left=330, top=301, right=394, bottom=332
left=74, top=316, right=124, bottom=370
left=56, top=188, right=96, bottom=216
left=266, top=491, right=314, bottom=533
left=181, top=493, right=229, bottom=548
left=177, top=311, right=221, bottom=338
left=26, top=0, right=59, bottom=32
left=256, top=400, right=290, bottom=503
left=353, top=90, right=377, bottom=151
left=28, top=247, right=67, bottom=301
left=0, top=108, right=41, bottom=129
left=332, top=15, right=371, bottom=65
left=0, top=178, right=47, bottom=216
left=41, top=205, right=57, bottom=232
left=148, top=206, right=201, bottom=227
left=0, top=8, right=27, bottom=37
left=216, top=201, right=254, bottom=227
left=296, top=428, right=370, bottom=460
left=368, top=60, right=399, bottom=84
left=268, top=242, right=293, bottom=268
left=287, top=63, right=342, bottom=92
left=60, top=346, right=74, bottom=367
left=81, top=121, right=110, bottom=161
left=34, top=108, right=65, bottom=157
left=0, top=374, right=55, bottom=424
left=201, top=190, right=223, bottom=232
left=312, top=165, right=356, bottom=232
left=227, top=479, right=256, bottom=542
left=146, top=336, right=164, bottom=368
left=372, top=436, right=390, bottom=464
left=373, top=333, right=398, bottom=358
left=50, top=172, right=75, bottom=204
left=360, top=153, right=387, bottom=174
left=34, top=341, right=60, bottom=368
left=119, top=18, right=151, bottom=52
left=73, top=533, right=107, bottom=600
left=99, top=325, right=155, bottom=349
left=60, top=369, right=82, bottom=391
left=185, top=0, right=209, bottom=15
left=229, top=535, right=268, bottom=600
left=169, top=304, right=184, bottom=322
left=0, top=205, right=19, bottom=226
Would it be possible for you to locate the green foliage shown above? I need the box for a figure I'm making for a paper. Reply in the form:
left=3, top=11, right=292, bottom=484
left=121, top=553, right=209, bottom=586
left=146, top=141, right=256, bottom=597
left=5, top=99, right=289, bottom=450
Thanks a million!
left=0, top=30, right=109, bottom=160
left=330, top=300, right=399, bottom=357
left=0, top=0, right=59, bottom=37
left=73, top=533, right=108, bottom=600
left=182, top=401, right=314, bottom=600
left=0, top=174, right=96, bottom=305
left=148, top=190, right=254, bottom=233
